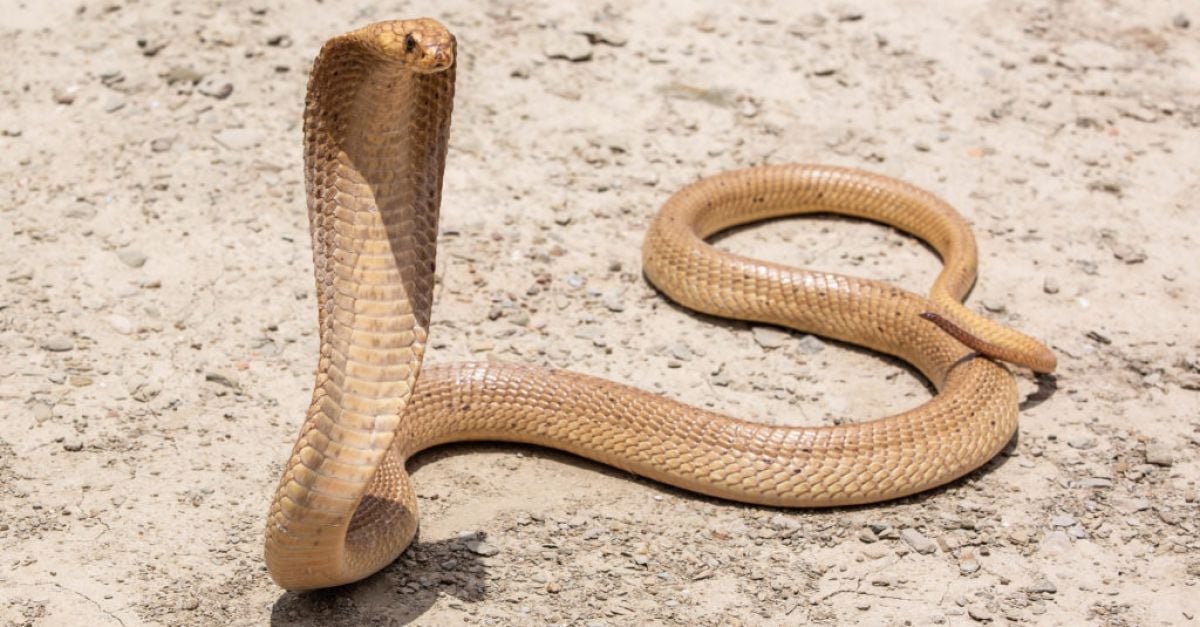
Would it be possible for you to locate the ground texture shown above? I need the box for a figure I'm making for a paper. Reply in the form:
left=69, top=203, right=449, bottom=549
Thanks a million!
left=1, top=0, right=1198, bottom=625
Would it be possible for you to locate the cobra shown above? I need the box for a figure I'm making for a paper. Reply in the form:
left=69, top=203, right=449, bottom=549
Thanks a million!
left=263, top=18, right=1055, bottom=591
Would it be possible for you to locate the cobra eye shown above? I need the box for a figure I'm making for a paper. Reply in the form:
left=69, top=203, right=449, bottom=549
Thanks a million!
left=404, top=33, right=416, bottom=53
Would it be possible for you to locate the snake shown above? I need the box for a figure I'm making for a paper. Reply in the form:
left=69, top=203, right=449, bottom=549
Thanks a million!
left=263, top=18, right=1057, bottom=591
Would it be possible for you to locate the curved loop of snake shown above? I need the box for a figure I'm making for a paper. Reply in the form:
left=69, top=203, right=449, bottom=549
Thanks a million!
left=264, top=19, right=1056, bottom=591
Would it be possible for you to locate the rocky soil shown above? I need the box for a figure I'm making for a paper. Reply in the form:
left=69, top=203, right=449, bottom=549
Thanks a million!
left=1, top=0, right=1197, bottom=625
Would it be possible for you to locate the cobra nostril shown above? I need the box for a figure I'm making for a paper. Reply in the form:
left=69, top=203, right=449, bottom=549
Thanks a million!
left=424, top=45, right=451, bottom=68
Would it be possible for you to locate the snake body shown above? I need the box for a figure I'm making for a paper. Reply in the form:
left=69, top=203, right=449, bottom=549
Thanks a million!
left=264, top=19, right=1056, bottom=591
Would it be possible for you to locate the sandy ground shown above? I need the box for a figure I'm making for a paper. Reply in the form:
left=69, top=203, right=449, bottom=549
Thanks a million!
left=2, top=0, right=1198, bottom=625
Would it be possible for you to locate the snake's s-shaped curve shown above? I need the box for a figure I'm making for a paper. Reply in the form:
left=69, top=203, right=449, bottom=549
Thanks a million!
left=263, top=19, right=1056, bottom=591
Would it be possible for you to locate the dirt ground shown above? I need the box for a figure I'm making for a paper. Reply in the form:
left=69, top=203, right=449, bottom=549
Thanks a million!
left=2, top=0, right=1198, bottom=625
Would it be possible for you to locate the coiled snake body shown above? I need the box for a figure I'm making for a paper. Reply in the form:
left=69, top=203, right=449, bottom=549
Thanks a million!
left=264, top=19, right=1056, bottom=591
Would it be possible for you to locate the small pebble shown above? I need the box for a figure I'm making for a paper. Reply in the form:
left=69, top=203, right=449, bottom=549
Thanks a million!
left=900, top=528, right=937, bottom=554
left=138, top=37, right=168, bottom=57
left=508, top=310, right=530, bottom=326
left=796, top=334, right=825, bottom=355
left=1144, top=441, right=1175, bottom=466
left=99, top=69, right=124, bottom=86
left=117, top=249, right=148, bottom=268
left=1067, top=436, right=1096, bottom=450
left=1111, top=243, right=1147, bottom=264
left=574, top=326, right=604, bottom=347
left=103, top=96, right=127, bottom=113
left=873, top=524, right=900, bottom=540
left=162, top=66, right=204, bottom=85
left=769, top=514, right=801, bottom=531
left=542, top=31, right=593, bottom=62
left=752, top=326, right=789, bottom=349
left=668, top=343, right=692, bottom=361
left=465, top=540, right=499, bottom=556
left=1088, top=179, right=1123, bottom=196
left=861, top=546, right=889, bottom=560
left=602, top=289, right=625, bottom=312
left=131, top=382, right=162, bottom=403
left=968, top=605, right=994, bottom=622
left=198, top=76, right=234, bottom=99
left=982, top=300, right=1006, bottom=314
left=65, top=205, right=97, bottom=220
left=1043, top=277, right=1060, bottom=294
left=62, top=439, right=84, bottom=452
left=1050, top=514, right=1076, bottom=528
left=33, top=403, right=53, bottom=423
left=580, top=30, right=627, bottom=46
left=150, top=138, right=174, bottom=153
left=42, top=335, right=75, bottom=352
left=1027, top=578, right=1057, bottom=594
left=214, top=128, right=266, bottom=150
left=1125, top=498, right=1153, bottom=512
left=52, top=85, right=79, bottom=105
left=108, top=315, right=134, bottom=335
left=205, top=370, right=240, bottom=390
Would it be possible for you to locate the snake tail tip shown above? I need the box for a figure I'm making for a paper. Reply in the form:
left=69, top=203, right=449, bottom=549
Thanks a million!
left=920, top=311, right=1057, bottom=374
